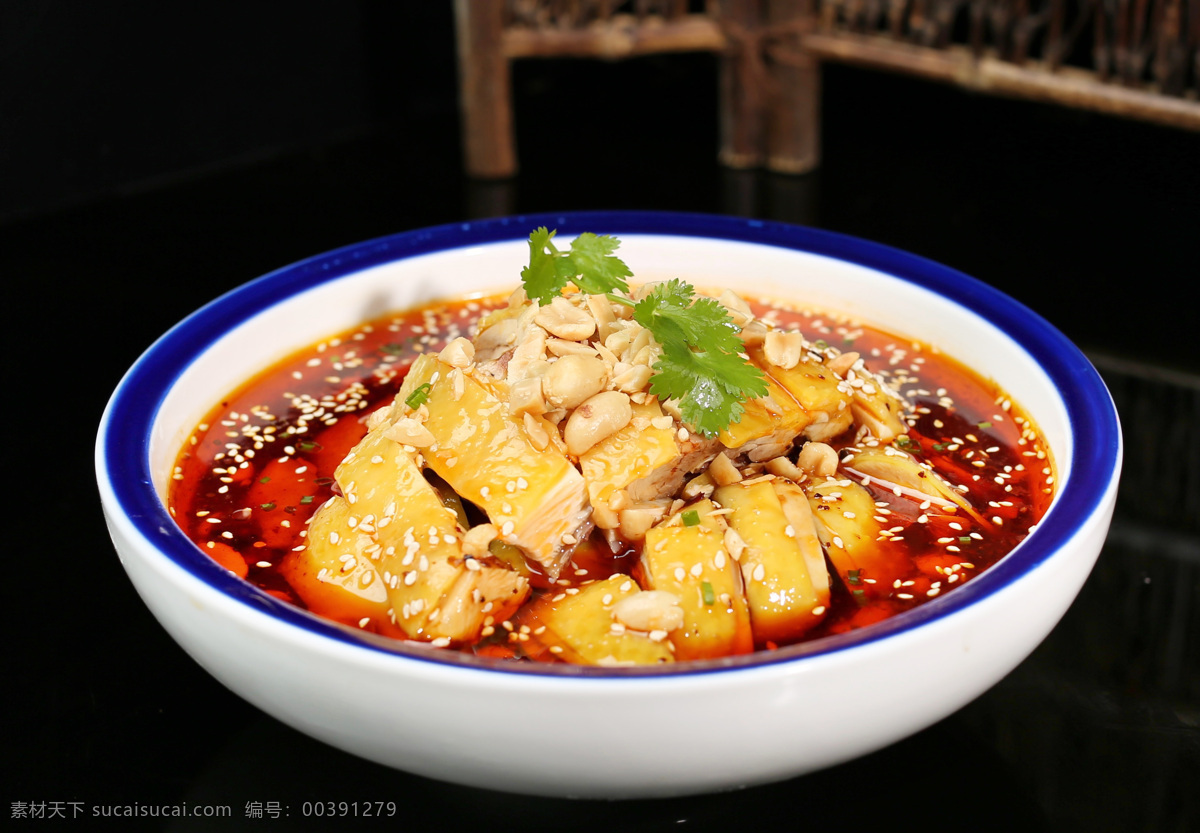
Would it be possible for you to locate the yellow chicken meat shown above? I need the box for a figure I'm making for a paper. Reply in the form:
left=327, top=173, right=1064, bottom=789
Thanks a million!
left=280, top=496, right=403, bottom=638
left=300, top=405, right=530, bottom=644
left=713, top=478, right=831, bottom=644
left=528, top=575, right=677, bottom=666
left=746, top=345, right=855, bottom=444
left=804, top=476, right=912, bottom=594
left=397, top=353, right=591, bottom=579
left=639, top=500, right=753, bottom=660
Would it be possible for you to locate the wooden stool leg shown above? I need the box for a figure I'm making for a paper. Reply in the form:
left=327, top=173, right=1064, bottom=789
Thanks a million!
left=766, top=0, right=820, bottom=173
left=717, top=0, right=766, bottom=169
left=454, top=0, right=517, bottom=178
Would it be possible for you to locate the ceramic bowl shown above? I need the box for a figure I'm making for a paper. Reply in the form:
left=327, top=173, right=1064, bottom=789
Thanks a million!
left=96, top=211, right=1121, bottom=798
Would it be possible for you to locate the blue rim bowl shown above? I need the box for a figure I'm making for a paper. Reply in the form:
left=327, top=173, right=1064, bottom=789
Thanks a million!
left=96, top=211, right=1121, bottom=795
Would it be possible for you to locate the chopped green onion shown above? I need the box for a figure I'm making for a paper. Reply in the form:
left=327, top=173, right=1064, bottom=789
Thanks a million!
left=300, top=495, right=314, bottom=505
left=260, top=502, right=276, bottom=511
left=977, top=421, right=992, bottom=429
left=258, top=476, right=271, bottom=484
left=847, top=569, right=861, bottom=585
left=814, top=338, right=828, bottom=350
left=701, top=581, right=715, bottom=605
left=682, top=508, right=700, bottom=527
left=405, top=382, right=433, bottom=409
left=960, top=536, right=973, bottom=544
left=299, top=440, right=322, bottom=452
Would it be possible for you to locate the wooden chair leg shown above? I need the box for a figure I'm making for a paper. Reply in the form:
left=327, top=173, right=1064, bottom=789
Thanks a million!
left=717, top=0, right=766, bottom=169
left=766, top=0, right=820, bottom=173
left=766, top=53, right=820, bottom=173
left=454, top=0, right=517, bottom=179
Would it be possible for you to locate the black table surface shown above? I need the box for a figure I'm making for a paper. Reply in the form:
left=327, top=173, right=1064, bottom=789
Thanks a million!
left=6, top=56, right=1198, bottom=832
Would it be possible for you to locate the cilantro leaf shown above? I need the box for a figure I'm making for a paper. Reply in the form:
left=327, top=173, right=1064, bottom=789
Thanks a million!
left=520, top=227, right=564, bottom=305
left=521, top=228, right=631, bottom=305
left=634, top=280, right=768, bottom=437
left=518, top=229, right=768, bottom=437
left=565, top=233, right=633, bottom=296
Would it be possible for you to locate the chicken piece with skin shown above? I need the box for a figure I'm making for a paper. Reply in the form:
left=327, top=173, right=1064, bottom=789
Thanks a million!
left=745, top=344, right=855, bottom=445
left=396, top=353, right=592, bottom=579
left=280, top=496, right=405, bottom=638
left=804, top=475, right=912, bottom=594
left=580, top=398, right=722, bottom=531
left=527, top=575, right=677, bottom=666
left=842, top=445, right=986, bottom=524
left=639, top=500, right=754, bottom=660
left=713, top=478, right=831, bottom=644
left=837, top=355, right=908, bottom=442
left=715, top=370, right=815, bottom=463
left=292, top=417, right=529, bottom=645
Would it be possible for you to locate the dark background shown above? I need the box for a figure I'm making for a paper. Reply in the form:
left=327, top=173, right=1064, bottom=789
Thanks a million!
left=5, top=2, right=1198, bottom=831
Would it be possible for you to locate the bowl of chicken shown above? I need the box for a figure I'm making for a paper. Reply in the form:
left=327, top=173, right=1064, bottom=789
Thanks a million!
left=96, top=211, right=1121, bottom=798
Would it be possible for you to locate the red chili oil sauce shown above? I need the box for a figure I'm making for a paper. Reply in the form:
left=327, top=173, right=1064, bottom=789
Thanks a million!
left=168, top=292, right=1055, bottom=659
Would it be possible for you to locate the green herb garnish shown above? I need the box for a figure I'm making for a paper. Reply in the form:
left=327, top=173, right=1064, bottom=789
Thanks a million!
left=520, top=229, right=768, bottom=438
left=629, top=279, right=768, bottom=438
left=847, top=569, right=862, bottom=586
left=522, top=227, right=633, bottom=304
left=682, top=508, right=701, bottom=527
left=405, top=382, right=433, bottom=409
left=701, top=581, right=716, bottom=605
left=300, top=495, right=314, bottom=505
left=260, top=502, right=276, bottom=511
left=977, top=421, right=992, bottom=429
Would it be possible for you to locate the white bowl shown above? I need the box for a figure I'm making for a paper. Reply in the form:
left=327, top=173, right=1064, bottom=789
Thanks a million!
left=96, top=211, right=1121, bottom=798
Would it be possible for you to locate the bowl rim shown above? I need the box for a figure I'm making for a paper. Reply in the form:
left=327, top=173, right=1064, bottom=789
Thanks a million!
left=96, top=209, right=1121, bottom=679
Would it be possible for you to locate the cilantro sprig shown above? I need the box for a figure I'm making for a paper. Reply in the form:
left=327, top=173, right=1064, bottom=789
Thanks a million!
left=519, top=228, right=767, bottom=437
left=522, top=227, right=632, bottom=304
left=627, top=279, right=767, bottom=437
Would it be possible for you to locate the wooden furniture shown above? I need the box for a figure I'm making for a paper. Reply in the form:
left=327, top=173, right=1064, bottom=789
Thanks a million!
left=454, top=0, right=1199, bottom=177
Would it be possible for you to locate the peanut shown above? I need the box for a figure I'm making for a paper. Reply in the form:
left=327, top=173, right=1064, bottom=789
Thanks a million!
left=384, top=417, right=436, bottom=448
left=535, top=296, right=596, bottom=341
left=827, top=350, right=861, bottom=377
left=718, top=289, right=754, bottom=327
left=797, top=441, right=839, bottom=477
left=438, top=337, right=475, bottom=369
left=764, top=330, right=804, bottom=370
left=611, top=591, right=685, bottom=633
left=564, top=390, right=632, bottom=456
left=543, top=354, right=609, bottom=410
